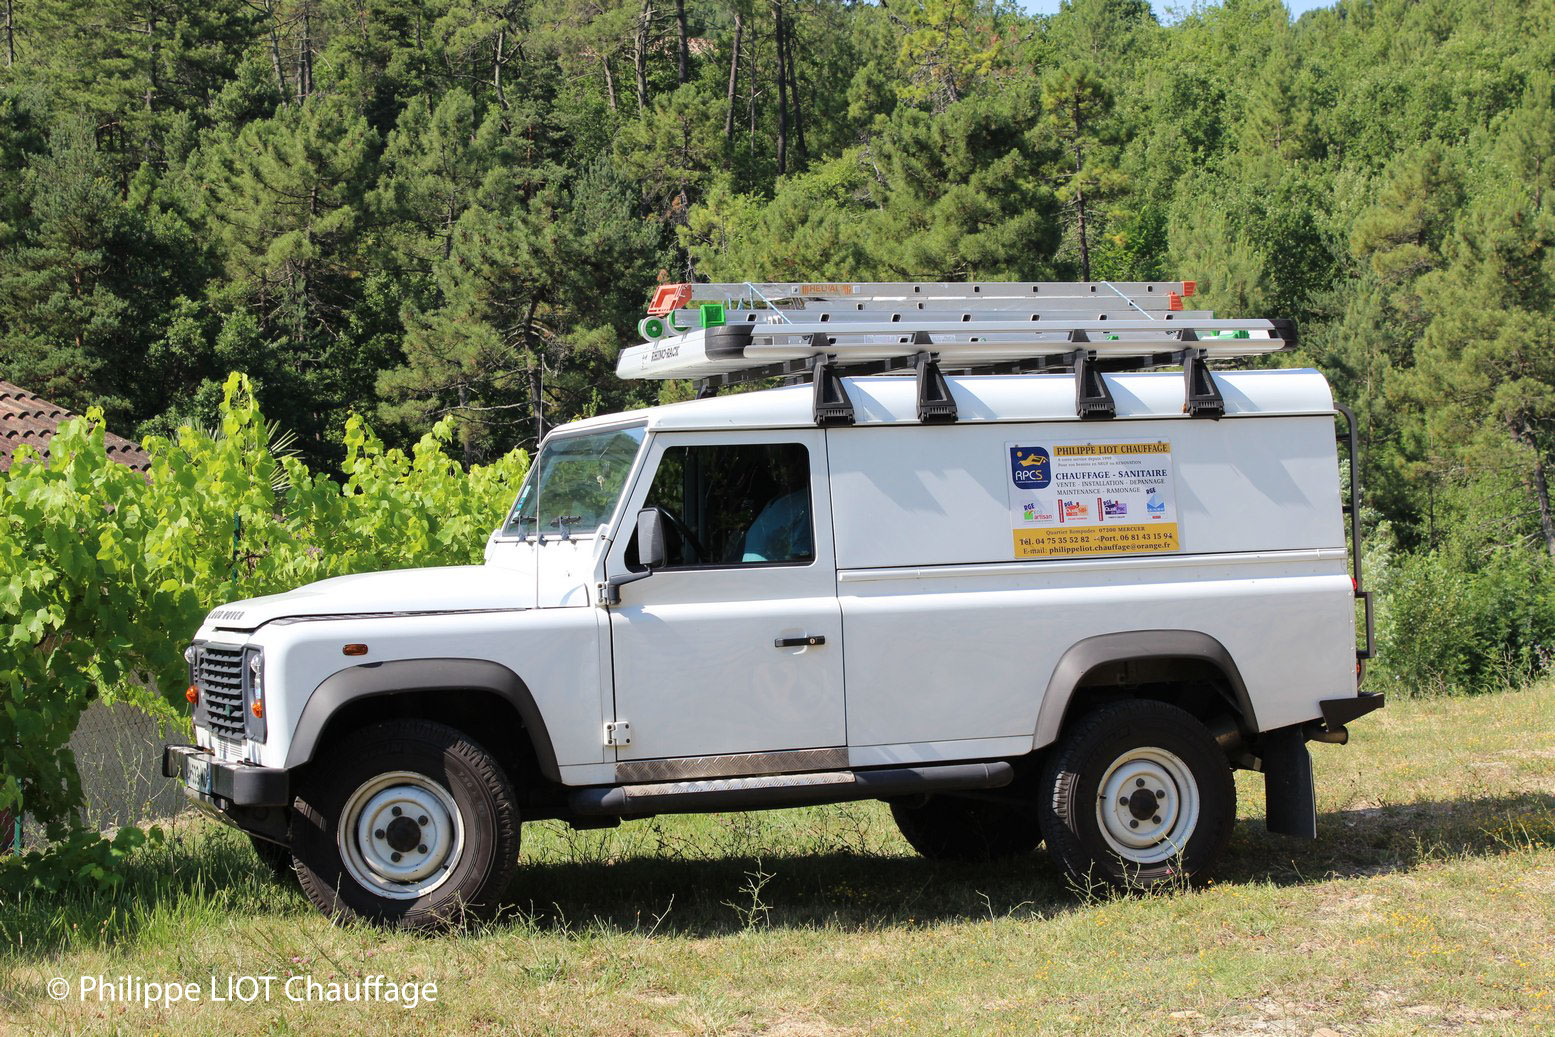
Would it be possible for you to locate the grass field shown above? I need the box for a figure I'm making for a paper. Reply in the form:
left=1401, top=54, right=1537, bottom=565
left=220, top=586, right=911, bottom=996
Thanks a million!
left=2, top=685, right=1554, bottom=1035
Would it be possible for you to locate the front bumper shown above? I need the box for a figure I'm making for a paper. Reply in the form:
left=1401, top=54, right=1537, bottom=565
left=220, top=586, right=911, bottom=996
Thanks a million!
left=162, top=744, right=290, bottom=806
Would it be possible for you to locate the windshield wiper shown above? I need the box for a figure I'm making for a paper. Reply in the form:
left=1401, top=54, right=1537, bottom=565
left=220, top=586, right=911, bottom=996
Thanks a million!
left=549, top=514, right=583, bottom=539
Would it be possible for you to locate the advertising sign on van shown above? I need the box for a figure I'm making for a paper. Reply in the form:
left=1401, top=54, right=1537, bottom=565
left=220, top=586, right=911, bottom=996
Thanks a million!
left=1006, top=440, right=1179, bottom=559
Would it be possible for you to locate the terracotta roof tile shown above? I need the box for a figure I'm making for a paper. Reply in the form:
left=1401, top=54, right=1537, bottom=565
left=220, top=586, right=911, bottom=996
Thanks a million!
left=0, top=380, right=151, bottom=473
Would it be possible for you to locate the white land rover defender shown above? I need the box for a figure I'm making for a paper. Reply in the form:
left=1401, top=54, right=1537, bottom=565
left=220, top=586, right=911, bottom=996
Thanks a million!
left=165, top=281, right=1380, bottom=929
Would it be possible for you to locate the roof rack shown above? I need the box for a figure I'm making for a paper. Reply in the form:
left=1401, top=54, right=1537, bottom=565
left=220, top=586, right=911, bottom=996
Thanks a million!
left=619, top=281, right=1297, bottom=424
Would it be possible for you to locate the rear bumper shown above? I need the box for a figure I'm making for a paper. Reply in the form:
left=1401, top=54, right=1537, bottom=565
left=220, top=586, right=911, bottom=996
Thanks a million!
left=162, top=744, right=290, bottom=807
left=1319, top=691, right=1385, bottom=728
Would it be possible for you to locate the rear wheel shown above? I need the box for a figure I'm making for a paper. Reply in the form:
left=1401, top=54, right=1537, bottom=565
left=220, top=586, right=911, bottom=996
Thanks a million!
left=891, top=795, right=1042, bottom=861
left=291, top=720, right=519, bottom=930
left=1038, top=700, right=1235, bottom=890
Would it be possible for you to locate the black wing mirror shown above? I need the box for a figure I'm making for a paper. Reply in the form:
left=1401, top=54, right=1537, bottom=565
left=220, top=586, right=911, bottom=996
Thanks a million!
left=600, top=507, right=670, bottom=606
left=636, top=507, right=668, bottom=570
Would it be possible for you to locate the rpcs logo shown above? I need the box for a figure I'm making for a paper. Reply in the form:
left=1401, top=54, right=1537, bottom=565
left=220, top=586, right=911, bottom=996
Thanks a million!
left=1009, top=446, right=1051, bottom=489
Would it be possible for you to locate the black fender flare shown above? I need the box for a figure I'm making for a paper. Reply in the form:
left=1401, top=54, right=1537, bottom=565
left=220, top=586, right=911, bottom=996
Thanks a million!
left=1034, top=630, right=1258, bottom=749
left=283, top=658, right=560, bottom=781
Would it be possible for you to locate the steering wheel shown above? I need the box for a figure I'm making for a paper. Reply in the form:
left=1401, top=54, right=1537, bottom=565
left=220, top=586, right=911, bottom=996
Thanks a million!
left=657, top=507, right=708, bottom=565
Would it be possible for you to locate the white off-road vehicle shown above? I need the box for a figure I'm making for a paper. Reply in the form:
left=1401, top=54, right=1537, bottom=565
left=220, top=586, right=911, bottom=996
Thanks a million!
left=165, top=281, right=1379, bottom=928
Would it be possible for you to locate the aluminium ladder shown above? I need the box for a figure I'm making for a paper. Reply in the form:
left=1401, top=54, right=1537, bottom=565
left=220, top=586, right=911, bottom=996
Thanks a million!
left=616, top=281, right=1298, bottom=424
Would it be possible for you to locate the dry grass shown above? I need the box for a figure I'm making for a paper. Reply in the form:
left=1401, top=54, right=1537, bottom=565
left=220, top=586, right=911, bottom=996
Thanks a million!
left=3, top=685, right=1554, bottom=1035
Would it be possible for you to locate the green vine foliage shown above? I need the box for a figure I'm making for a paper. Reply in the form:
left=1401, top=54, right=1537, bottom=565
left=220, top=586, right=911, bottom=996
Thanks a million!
left=0, top=373, right=528, bottom=889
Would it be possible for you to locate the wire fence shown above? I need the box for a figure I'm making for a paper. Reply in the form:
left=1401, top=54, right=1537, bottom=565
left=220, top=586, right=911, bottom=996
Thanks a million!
left=7, top=701, right=190, bottom=852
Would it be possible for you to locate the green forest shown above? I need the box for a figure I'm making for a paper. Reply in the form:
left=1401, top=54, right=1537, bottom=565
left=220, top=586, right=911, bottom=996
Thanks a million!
left=2, top=0, right=1554, bottom=692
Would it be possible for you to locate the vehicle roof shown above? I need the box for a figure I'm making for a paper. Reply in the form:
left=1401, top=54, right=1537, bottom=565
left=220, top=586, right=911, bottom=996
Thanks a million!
left=555, top=367, right=1335, bottom=437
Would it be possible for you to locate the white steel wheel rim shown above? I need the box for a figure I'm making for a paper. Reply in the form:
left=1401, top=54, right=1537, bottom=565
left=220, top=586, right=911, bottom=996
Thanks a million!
left=338, top=771, right=465, bottom=900
left=1094, top=747, right=1200, bottom=866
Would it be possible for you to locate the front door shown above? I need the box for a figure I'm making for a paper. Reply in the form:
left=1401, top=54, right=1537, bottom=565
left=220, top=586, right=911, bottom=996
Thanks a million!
left=604, top=429, right=845, bottom=764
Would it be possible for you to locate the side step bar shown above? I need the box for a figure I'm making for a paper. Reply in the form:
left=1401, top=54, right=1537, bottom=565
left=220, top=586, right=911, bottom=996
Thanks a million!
left=568, top=761, right=1014, bottom=818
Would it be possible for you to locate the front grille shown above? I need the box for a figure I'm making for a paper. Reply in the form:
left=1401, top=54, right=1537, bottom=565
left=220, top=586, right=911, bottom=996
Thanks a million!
left=196, top=644, right=247, bottom=739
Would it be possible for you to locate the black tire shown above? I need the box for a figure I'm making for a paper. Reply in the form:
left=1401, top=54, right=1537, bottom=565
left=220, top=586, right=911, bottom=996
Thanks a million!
left=248, top=834, right=298, bottom=887
left=291, top=720, right=520, bottom=930
left=1038, top=700, right=1235, bottom=891
left=891, top=796, right=1043, bottom=861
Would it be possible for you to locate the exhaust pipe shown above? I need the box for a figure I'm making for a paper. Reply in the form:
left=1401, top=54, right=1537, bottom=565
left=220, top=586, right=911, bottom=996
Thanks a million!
left=1303, top=721, right=1348, bottom=745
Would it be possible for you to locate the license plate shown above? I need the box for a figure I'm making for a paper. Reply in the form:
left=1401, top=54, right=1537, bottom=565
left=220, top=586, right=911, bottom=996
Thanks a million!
left=185, top=754, right=213, bottom=796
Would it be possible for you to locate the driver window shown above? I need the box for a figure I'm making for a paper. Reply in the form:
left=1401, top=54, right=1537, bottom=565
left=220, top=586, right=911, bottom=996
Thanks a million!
left=632, top=443, right=814, bottom=568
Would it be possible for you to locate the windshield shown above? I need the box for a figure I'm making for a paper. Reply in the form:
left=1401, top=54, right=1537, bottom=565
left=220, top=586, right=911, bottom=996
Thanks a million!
left=501, top=426, right=645, bottom=538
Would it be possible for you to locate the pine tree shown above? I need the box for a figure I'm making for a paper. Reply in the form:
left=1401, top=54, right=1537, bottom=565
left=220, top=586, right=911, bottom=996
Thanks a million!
left=1042, top=64, right=1123, bottom=282
left=1412, top=75, right=1555, bottom=556
left=886, top=0, right=1002, bottom=113
left=869, top=92, right=1061, bottom=279
left=0, top=117, right=135, bottom=419
left=371, top=88, right=511, bottom=272
left=199, top=94, right=379, bottom=450
left=1238, top=43, right=1312, bottom=167
left=379, top=158, right=660, bottom=460
left=15, top=0, right=257, bottom=175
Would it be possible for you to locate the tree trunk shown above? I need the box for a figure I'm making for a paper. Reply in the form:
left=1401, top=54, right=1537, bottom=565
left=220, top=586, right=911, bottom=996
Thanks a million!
left=299, top=5, right=314, bottom=100
left=782, top=12, right=804, bottom=160
left=1517, top=423, right=1555, bottom=557
left=494, top=27, right=508, bottom=110
left=633, top=0, right=653, bottom=113
left=3, top=0, right=13, bottom=69
left=146, top=15, right=159, bottom=111
left=1534, top=455, right=1555, bottom=558
left=263, top=1, right=290, bottom=103
left=1072, top=135, right=1090, bottom=281
left=675, top=0, right=689, bottom=84
left=724, top=13, right=742, bottom=140
left=747, top=20, right=758, bottom=155
left=773, top=0, right=788, bottom=175
left=602, top=56, right=618, bottom=111
left=459, top=383, right=474, bottom=467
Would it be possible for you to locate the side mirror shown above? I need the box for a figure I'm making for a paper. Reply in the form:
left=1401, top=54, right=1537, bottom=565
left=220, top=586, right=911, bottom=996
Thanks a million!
left=637, top=507, right=668, bottom=570
left=599, top=508, right=669, bottom=607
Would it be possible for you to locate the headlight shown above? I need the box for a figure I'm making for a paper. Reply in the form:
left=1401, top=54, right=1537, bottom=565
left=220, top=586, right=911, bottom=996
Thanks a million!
left=185, top=643, right=205, bottom=721
left=243, top=647, right=267, bottom=742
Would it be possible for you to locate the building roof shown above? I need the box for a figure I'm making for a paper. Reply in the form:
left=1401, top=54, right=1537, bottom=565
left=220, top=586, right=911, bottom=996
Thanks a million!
left=0, top=380, right=151, bottom=473
left=556, top=368, right=1336, bottom=437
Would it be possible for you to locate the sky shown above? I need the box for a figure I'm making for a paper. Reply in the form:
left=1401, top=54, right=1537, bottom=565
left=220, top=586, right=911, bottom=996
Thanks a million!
left=1021, top=0, right=1336, bottom=18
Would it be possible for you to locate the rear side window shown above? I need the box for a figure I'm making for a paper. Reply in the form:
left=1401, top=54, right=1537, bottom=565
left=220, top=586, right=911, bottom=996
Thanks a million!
left=635, top=443, right=813, bottom=568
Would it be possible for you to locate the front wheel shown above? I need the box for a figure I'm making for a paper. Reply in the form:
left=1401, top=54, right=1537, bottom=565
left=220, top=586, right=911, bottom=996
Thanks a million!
left=1038, top=700, right=1235, bottom=891
left=291, top=720, right=520, bottom=930
left=248, top=834, right=297, bottom=887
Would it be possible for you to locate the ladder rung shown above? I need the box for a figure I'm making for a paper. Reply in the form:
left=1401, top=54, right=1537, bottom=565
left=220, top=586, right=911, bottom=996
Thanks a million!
left=666, top=306, right=1211, bottom=326
left=673, top=281, right=1195, bottom=304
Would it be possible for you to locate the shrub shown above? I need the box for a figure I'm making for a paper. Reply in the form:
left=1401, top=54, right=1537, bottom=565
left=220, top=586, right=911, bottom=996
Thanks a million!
left=0, top=374, right=527, bottom=888
left=1371, top=542, right=1555, bottom=696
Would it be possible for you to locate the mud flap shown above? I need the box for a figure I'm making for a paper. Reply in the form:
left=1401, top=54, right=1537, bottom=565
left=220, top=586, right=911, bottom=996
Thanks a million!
left=1261, top=726, right=1316, bottom=838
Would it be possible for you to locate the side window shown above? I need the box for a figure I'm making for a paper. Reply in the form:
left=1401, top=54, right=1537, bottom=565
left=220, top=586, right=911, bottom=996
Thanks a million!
left=632, top=443, right=814, bottom=568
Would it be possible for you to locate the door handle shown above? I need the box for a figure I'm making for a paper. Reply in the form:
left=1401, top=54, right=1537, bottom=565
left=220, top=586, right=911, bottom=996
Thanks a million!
left=774, top=635, right=825, bottom=648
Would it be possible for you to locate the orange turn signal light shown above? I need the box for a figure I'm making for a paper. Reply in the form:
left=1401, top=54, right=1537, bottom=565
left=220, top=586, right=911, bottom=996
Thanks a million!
left=185, top=684, right=199, bottom=705
left=251, top=701, right=264, bottom=719
left=343, top=643, right=368, bottom=657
